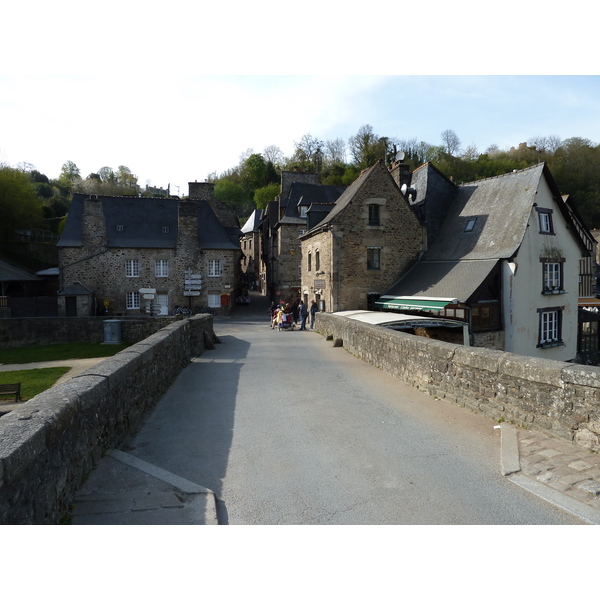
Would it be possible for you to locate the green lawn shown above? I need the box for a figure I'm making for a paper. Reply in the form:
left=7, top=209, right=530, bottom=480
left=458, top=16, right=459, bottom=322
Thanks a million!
left=0, top=342, right=132, bottom=365
left=0, top=367, right=71, bottom=402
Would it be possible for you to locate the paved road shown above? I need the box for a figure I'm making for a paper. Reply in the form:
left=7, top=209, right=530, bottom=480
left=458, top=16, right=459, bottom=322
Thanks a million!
left=72, top=294, right=587, bottom=525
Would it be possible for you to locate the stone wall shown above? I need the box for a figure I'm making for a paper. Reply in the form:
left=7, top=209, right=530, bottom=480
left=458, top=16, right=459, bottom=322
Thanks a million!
left=0, top=314, right=215, bottom=524
left=0, top=316, right=177, bottom=349
left=316, top=312, right=600, bottom=450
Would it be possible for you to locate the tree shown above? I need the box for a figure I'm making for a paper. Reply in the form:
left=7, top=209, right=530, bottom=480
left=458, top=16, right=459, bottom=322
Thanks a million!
left=60, top=160, right=81, bottom=182
left=348, top=124, right=383, bottom=169
left=0, top=167, right=43, bottom=240
left=441, top=129, right=461, bottom=156
left=263, top=145, right=284, bottom=167
left=291, top=133, right=323, bottom=171
left=254, top=183, right=280, bottom=210
left=324, top=138, right=346, bottom=166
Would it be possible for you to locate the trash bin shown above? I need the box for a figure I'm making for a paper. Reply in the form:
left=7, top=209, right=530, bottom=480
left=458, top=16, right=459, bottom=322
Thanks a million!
left=103, top=319, right=122, bottom=344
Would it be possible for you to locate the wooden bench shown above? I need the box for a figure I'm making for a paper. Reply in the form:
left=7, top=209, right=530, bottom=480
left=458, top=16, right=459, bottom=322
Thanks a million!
left=0, top=383, right=21, bottom=402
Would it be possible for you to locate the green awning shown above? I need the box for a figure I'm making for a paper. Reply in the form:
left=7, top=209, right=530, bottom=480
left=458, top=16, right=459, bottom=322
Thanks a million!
left=373, top=298, right=452, bottom=312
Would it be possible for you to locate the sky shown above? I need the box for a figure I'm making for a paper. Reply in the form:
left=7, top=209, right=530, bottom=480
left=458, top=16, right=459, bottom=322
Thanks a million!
left=1, top=3, right=599, bottom=196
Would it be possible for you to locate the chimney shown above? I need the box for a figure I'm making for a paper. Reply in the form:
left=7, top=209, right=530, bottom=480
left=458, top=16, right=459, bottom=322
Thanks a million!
left=188, top=181, right=215, bottom=201
left=389, top=159, right=411, bottom=190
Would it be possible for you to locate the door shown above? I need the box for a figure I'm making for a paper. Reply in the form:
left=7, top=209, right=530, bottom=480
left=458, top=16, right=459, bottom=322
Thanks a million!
left=66, top=296, right=77, bottom=317
left=156, top=294, right=169, bottom=316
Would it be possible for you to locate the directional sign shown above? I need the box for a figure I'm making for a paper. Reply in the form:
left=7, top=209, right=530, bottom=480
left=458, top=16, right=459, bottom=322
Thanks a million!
left=185, top=285, right=202, bottom=291
left=139, top=288, right=156, bottom=294
left=183, top=291, right=200, bottom=296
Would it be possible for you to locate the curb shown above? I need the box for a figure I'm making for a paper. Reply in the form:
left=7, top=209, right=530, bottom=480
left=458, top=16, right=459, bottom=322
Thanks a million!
left=500, top=424, right=600, bottom=525
left=106, top=449, right=219, bottom=525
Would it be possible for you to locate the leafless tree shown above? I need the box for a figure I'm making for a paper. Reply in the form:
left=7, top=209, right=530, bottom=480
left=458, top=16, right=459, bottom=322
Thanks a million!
left=441, top=129, right=461, bottom=156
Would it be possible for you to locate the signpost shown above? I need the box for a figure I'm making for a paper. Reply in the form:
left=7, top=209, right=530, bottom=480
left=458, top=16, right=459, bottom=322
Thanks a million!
left=184, top=272, right=202, bottom=307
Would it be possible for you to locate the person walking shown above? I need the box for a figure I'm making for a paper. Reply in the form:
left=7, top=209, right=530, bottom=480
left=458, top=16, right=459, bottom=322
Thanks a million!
left=298, top=300, right=308, bottom=330
left=309, top=300, right=319, bottom=329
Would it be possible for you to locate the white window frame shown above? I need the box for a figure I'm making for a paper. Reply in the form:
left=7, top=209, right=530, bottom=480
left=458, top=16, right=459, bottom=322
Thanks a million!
left=207, top=259, right=222, bottom=277
left=125, top=259, right=139, bottom=278
left=208, top=293, right=221, bottom=308
left=126, top=291, right=140, bottom=309
left=155, top=259, right=169, bottom=278
left=544, top=262, right=561, bottom=290
left=538, top=307, right=563, bottom=347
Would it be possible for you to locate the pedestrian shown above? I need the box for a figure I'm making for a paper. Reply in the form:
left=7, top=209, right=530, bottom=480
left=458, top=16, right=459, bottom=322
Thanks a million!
left=309, top=300, right=319, bottom=329
left=292, top=301, right=299, bottom=326
left=298, top=300, right=308, bottom=330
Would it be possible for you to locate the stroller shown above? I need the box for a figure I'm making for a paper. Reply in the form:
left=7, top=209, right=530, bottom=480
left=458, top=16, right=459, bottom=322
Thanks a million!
left=277, top=311, right=295, bottom=331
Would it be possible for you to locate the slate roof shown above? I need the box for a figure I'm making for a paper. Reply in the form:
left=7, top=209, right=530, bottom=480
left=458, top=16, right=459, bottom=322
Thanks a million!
left=0, top=259, right=41, bottom=282
left=424, top=163, right=546, bottom=262
left=284, top=182, right=345, bottom=219
left=58, top=194, right=240, bottom=251
left=383, top=259, right=498, bottom=301
left=383, top=163, right=576, bottom=303
left=57, top=282, right=93, bottom=295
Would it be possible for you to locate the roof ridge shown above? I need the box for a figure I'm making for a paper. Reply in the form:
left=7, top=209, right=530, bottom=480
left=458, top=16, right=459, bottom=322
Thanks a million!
left=460, top=162, right=545, bottom=186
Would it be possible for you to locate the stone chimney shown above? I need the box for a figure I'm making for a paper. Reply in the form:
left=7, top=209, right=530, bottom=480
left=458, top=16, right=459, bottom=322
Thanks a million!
left=389, top=160, right=411, bottom=191
left=188, top=181, right=215, bottom=201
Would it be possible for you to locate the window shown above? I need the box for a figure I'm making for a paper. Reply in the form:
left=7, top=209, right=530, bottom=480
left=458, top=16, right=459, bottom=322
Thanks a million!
left=155, top=259, right=169, bottom=277
left=299, top=206, right=308, bottom=218
left=116, top=224, right=124, bottom=232
left=367, top=247, right=381, bottom=270
left=464, top=218, right=477, bottom=232
left=315, top=250, right=320, bottom=271
left=162, top=226, right=170, bottom=234
left=125, top=259, right=139, bottom=277
left=536, top=207, right=555, bottom=235
left=126, top=291, right=140, bottom=309
left=308, top=252, right=312, bottom=272
left=207, top=260, right=222, bottom=277
left=541, top=258, right=564, bottom=293
left=470, top=301, right=501, bottom=331
left=368, top=204, right=380, bottom=226
left=208, top=293, right=221, bottom=308
left=538, top=307, right=563, bottom=347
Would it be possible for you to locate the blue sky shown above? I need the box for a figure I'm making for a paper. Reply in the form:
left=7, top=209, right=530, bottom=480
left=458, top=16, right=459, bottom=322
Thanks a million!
left=1, top=4, right=599, bottom=195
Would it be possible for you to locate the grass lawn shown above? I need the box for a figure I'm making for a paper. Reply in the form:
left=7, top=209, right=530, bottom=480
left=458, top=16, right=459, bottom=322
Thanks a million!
left=0, top=342, right=132, bottom=365
left=0, top=367, right=71, bottom=402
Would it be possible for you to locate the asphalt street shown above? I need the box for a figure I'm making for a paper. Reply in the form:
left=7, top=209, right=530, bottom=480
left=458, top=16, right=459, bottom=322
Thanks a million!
left=69, top=293, right=589, bottom=525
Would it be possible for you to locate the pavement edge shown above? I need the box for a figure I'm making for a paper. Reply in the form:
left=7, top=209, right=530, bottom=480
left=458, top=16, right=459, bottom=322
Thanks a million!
left=500, top=424, right=600, bottom=525
left=106, top=449, right=219, bottom=525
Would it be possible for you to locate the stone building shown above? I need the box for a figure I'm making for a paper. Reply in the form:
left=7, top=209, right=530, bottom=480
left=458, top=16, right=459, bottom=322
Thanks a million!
left=259, top=170, right=344, bottom=303
left=57, top=184, right=241, bottom=317
left=240, top=209, right=262, bottom=291
left=377, top=162, right=591, bottom=362
left=299, top=160, right=422, bottom=312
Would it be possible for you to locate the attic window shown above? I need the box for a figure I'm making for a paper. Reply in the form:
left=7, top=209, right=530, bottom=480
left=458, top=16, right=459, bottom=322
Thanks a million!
left=464, top=218, right=477, bottom=232
left=536, top=207, right=555, bottom=235
left=116, top=225, right=124, bottom=232
left=162, top=226, right=170, bottom=233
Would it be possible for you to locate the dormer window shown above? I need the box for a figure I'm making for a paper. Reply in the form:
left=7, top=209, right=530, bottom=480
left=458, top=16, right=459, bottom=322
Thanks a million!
left=464, top=218, right=477, bottom=232
left=536, top=207, right=555, bottom=235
